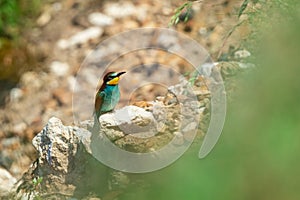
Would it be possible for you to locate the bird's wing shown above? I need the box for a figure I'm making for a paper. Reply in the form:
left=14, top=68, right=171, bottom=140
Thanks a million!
left=95, top=91, right=106, bottom=118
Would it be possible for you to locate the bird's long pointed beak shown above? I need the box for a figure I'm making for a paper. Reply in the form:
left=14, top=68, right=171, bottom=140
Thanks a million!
left=117, top=71, right=126, bottom=77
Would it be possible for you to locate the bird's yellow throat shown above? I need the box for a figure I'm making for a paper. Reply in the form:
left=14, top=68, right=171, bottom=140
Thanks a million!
left=107, top=77, right=119, bottom=85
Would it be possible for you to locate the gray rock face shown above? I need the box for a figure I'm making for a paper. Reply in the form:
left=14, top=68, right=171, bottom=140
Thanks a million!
left=99, top=105, right=157, bottom=140
left=17, top=117, right=108, bottom=198
left=28, top=117, right=84, bottom=195
left=32, top=117, right=80, bottom=174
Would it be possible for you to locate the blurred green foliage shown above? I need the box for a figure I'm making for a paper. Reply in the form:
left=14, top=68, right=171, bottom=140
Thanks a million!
left=169, top=1, right=193, bottom=26
left=0, top=0, right=41, bottom=40
left=0, top=0, right=41, bottom=105
left=120, top=1, right=300, bottom=199
left=0, top=0, right=19, bottom=38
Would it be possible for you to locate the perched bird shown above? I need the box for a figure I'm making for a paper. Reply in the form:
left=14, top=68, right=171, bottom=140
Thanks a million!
left=93, top=71, right=126, bottom=127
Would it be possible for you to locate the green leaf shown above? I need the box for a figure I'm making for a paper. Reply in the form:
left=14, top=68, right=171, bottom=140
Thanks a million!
left=175, top=17, right=180, bottom=25
left=238, top=0, right=249, bottom=18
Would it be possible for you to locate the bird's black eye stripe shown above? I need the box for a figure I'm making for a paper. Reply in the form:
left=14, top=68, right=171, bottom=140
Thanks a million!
left=106, top=75, right=117, bottom=81
left=109, top=75, right=117, bottom=79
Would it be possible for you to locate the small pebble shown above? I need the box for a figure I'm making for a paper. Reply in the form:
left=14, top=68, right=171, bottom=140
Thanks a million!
left=88, top=12, right=115, bottom=26
left=69, top=26, right=103, bottom=46
left=199, top=27, right=208, bottom=36
left=20, top=72, right=42, bottom=89
left=234, top=49, right=251, bottom=59
left=37, top=11, right=51, bottom=26
left=10, top=88, right=23, bottom=102
left=104, top=2, right=136, bottom=18
left=57, top=27, right=103, bottom=49
left=52, top=2, right=62, bottom=12
left=50, top=61, right=70, bottom=77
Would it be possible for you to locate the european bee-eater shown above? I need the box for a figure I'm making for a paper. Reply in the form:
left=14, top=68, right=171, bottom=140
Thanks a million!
left=93, top=71, right=126, bottom=127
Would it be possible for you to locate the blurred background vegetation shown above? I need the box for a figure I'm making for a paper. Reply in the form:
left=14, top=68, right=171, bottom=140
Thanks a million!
left=0, top=0, right=41, bottom=105
left=0, top=0, right=41, bottom=39
left=120, top=1, right=300, bottom=200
